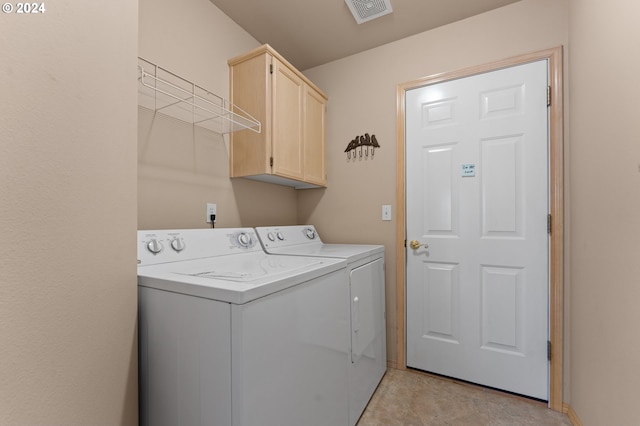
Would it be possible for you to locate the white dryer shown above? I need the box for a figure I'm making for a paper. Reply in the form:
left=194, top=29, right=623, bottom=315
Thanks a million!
left=137, top=228, right=350, bottom=426
left=255, top=225, right=387, bottom=426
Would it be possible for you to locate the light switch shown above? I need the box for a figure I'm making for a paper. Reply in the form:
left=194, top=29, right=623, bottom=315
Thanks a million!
left=382, top=205, right=392, bottom=221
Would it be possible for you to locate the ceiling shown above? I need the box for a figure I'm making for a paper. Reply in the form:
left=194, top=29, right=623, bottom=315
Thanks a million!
left=210, top=0, right=522, bottom=70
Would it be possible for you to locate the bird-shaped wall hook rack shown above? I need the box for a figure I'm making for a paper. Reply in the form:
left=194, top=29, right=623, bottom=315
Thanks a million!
left=345, top=133, right=381, bottom=161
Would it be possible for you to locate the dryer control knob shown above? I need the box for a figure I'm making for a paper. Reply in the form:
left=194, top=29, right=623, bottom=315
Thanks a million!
left=237, top=232, right=252, bottom=247
left=267, top=232, right=276, bottom=242
left=146, top=239, right=163, bottom=254
left=276, top=232, right=285, bottom=241
left=170, top=237, right=185, bottom=252
left=304, top=228, right=316, bottom=239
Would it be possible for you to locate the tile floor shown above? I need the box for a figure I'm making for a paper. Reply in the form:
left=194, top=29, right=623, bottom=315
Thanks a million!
left=357, top=368, right=572, bottom=426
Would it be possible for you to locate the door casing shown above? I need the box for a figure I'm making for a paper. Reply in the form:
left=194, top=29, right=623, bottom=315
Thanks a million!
left=395, top=46, right=564, bottom=411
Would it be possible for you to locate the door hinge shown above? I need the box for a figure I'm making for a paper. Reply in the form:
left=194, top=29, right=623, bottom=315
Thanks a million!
left=269, top=156, right=274, bottom=168
left=404, top=239, right=407, bottom=248
left=547, top=214, right=552, bottom=234
left=548, top=340, right=552, bottom=361
left=270, top=64, right=273, bottom=74
left=547, top=85, right=552, bottom=107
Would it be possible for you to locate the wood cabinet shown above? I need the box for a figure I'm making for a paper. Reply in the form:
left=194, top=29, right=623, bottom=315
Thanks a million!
left=228, top=44, right=327, bottom=188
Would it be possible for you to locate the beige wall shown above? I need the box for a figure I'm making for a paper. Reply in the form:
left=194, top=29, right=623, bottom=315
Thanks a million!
left=0, top=1, right=138, bottom=424
left=301, top=0, right=569, bottom=371
left=7, top=0, right=634, bottom=423
left=568, top=0, right=640, bottom=424
left=138, top=0, right=298, bottom=230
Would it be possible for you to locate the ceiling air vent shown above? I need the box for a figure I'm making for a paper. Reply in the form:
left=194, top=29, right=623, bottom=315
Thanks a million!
left=345, top=0, right=393, bottom=24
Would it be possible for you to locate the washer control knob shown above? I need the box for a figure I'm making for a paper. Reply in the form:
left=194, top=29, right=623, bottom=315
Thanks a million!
left=146, top=239, right=163, bottom=254
left=237, top=232, right=252, bottom=247
left=267, top=232, right=276, bottom=242
left=170, top=237, right=185, bottom=252
left=304, top=228, right=316, bottom=240
left=276, top=232, right=285, bottom=241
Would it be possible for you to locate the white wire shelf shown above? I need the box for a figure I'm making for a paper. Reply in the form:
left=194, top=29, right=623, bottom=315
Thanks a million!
left=137, top=58, right=261, bottom=135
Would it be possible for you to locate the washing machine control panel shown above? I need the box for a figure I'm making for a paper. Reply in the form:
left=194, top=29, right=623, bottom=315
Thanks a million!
left=138, top=228, right=260, bottom=266
left=255, top=225, right=323, bottom=249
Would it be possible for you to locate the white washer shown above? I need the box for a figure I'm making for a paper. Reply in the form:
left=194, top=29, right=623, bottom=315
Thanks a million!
left=255, top=225, right=387, bottom=426
left=137, top=228, right=350, bottom=426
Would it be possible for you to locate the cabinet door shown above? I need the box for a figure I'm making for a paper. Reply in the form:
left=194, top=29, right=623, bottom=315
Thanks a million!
left=229, top=52, right=270, bottom=177
left=304, top=86, right=327, bottom=186
left=272, top=59, right=304, bottom=180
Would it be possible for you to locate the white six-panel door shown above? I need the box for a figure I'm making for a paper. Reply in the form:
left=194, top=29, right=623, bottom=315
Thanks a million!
left=405, top=60, right=549, bottom=400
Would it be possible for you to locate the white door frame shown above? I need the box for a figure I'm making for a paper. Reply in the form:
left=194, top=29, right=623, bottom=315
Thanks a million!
left=395, top=46, right=564, bottom=411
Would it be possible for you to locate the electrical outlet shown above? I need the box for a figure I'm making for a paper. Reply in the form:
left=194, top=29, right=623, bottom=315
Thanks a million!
left=206, top=203, right=217, bottom=223
left=382, top=205, right=392, bottom=221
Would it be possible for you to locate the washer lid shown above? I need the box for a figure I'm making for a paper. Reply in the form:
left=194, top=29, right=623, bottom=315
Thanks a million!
left=138, top=251, right=346, bottom=304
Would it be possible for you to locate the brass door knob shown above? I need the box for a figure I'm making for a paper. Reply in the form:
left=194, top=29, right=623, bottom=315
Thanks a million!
left=409, top=240, right=428, bottom=250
